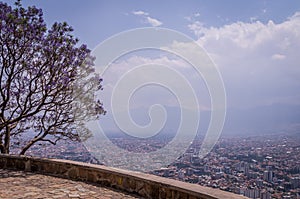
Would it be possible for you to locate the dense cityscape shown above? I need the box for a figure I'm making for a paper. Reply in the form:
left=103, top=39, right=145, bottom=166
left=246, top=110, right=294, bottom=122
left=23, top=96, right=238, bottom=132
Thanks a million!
left=152, top=133, right=300, bottom=199
left=12, top=132, right=300, bottom=199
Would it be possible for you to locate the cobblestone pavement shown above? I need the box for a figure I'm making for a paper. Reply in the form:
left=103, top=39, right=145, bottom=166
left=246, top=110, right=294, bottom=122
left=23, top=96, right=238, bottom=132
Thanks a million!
left=0, top=169, right=142, bottom=199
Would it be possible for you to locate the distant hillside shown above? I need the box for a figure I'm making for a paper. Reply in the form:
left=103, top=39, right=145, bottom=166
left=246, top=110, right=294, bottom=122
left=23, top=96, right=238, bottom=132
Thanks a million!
left=101, top=104, right=300, bottom=137
left=223, top=104, right=300, bottom=135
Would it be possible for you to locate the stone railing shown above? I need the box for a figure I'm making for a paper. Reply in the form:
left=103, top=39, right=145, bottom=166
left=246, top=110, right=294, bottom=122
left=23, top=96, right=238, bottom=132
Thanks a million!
left=0, top=154, right=246, bottom=199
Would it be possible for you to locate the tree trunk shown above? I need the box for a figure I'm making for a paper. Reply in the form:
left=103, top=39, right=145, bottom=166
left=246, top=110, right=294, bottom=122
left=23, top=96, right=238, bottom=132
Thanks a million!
left=0, top=135, right=4, bottom=153
left=3, top=126, right=10, bottom=154
left=0, top=144, right=4, bottom=153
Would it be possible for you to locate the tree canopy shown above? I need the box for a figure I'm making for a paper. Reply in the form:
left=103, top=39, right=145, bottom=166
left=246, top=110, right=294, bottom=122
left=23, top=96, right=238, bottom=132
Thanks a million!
left=0, top=1, right=105, bottom=154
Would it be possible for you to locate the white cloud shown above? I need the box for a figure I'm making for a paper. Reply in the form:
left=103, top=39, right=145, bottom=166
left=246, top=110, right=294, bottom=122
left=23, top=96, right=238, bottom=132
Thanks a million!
left=145, top=16, right=163, bottom=27
left=289, top=11, right=300, bottom=20
left=187, top=12, right=300, bottom=108
left=103, top=55, right=189, bottom=84
left=185, top=13, right=201, bottom=23
left=271, top=54, right=286, bottom=60
left=132, top=10, right=148, bottom=16
left=132, top=10, right=163, bottom=27
left=192, top=12, right=300, bottom=50
left=188, top=21, right=205, bottom=37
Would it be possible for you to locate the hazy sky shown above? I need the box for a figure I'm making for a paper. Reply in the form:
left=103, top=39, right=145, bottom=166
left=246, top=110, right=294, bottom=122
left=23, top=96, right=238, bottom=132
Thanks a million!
left=4, top=0, right=300, bottom=135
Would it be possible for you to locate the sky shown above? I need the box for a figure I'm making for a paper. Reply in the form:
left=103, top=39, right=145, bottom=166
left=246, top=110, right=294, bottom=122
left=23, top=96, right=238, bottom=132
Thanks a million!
left=7, top=1, right=299, bottom=48
left=3, top=0, right=300, bottom=136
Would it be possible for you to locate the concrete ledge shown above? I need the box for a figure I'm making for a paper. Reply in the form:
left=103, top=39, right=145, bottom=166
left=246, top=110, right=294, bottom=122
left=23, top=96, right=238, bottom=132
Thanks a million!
left=0, top=154, right=246, bottom=199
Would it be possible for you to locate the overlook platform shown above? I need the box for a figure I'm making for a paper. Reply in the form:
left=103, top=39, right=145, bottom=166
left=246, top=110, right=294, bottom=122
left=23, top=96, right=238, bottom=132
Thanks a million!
left=0, top=169, right=139, bottom=199
left=0, top=154, right=246, bottom=199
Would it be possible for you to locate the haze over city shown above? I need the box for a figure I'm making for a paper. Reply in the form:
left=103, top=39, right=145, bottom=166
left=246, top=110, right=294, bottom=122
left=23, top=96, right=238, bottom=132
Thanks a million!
left=11, top=0, right=299, bottom=137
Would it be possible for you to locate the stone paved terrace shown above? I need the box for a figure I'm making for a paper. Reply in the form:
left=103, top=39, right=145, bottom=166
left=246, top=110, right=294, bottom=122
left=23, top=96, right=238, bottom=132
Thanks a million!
left=0, top=169, right=141, bottom=199
left=0, top=155, right=247, bottom=199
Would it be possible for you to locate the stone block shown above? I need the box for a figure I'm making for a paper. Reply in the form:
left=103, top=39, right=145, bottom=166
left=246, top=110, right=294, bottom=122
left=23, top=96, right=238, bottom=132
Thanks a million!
left=0, top=158, right=7, bottom=168
left=68, top=167, right=78, bottom=179
left=87, top=171, right=96, bottom=182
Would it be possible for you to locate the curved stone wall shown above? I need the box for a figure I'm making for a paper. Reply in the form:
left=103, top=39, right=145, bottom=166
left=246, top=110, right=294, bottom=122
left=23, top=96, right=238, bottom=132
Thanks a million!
left=0, top=154, right=246, bottom=199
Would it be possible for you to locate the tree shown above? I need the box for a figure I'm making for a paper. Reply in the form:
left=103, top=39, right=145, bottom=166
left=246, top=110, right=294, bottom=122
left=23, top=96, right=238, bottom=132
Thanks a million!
left=0, top=1, right=105, bottom=155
